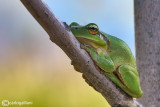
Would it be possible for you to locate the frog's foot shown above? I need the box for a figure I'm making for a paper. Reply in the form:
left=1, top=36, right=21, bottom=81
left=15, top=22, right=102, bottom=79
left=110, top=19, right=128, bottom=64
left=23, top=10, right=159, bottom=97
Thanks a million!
left=80, top=44, right=86, bottom=49
left=105, top=73, right=139, bottom=98
left=80, top=44, right=94, bottom=52
left=115, top=64, right=143, bottom=98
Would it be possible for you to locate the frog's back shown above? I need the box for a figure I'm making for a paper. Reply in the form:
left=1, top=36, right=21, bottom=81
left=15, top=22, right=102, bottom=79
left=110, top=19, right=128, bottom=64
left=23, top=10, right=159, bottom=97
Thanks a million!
left=102, top=32, right=136, bottom=68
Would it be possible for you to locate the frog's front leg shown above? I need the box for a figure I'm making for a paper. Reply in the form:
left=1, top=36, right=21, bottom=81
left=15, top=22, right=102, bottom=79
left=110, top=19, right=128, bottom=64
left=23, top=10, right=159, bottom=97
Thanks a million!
left=82, top=45, right=115, bottom=72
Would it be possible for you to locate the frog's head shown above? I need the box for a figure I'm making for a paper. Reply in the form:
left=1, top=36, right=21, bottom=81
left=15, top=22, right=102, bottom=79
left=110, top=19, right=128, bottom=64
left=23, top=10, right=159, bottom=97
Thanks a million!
left=70, top=22, right=107, bottom=47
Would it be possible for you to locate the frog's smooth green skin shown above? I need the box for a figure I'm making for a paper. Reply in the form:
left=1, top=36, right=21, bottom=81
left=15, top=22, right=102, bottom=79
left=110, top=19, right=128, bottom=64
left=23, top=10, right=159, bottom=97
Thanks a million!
left=70, top=22, right=143, bottom=98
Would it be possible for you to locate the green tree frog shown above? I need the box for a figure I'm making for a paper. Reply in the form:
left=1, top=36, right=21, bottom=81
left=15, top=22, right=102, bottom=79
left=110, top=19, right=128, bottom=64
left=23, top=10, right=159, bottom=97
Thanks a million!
left=70, top=22, right=143, bottom=98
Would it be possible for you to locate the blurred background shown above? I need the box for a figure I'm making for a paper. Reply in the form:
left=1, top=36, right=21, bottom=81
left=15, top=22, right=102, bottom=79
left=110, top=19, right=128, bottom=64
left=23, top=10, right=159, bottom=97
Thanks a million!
left=0, top=0, right=134, bottom=107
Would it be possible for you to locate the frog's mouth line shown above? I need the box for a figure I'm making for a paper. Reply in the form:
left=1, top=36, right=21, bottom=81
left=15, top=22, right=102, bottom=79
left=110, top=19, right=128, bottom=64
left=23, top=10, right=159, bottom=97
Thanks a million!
left=76, top=37, right=99, bottom=45
left=75, top=32, right=110, bottom=48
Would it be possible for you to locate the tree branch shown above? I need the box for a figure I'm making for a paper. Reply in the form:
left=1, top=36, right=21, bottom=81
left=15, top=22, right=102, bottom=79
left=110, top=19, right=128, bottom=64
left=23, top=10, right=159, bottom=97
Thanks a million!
left=20, top=0, right=142, bottom=106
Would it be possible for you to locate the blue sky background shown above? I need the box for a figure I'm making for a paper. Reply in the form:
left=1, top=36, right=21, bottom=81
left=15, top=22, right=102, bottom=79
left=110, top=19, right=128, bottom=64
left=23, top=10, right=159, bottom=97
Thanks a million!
left=46, top=0, right=135, bottom=55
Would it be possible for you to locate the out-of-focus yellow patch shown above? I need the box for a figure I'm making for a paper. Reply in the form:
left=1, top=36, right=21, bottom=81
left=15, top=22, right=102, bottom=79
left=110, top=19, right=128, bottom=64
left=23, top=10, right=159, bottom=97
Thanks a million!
left=0, top=62, right=110, bottom=107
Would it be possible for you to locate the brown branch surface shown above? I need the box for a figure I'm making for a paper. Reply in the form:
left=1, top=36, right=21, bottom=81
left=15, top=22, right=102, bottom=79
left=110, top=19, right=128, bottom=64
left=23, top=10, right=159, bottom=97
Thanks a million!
left=20, top=0, right=142, bottom=106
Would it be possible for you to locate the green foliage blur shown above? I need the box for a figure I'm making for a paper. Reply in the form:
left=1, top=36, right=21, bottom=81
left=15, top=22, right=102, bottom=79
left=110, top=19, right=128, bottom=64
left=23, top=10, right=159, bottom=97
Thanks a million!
left=0, top=1, right=110, bottom=107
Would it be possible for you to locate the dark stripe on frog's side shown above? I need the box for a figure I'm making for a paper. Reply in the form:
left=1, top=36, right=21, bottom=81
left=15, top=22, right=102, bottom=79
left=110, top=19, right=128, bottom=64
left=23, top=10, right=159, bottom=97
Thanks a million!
left=100, top=32, right=136, bottom=68
left=98, top=32, right=110, bottom=49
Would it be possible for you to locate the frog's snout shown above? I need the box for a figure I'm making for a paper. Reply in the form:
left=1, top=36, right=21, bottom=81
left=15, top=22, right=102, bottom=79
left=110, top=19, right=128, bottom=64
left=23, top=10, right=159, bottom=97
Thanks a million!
left=70, top=26, right=79, bottom=34
left=70, top=22, right=80, bottom=27
left=71, top=26, right=78, bottom=30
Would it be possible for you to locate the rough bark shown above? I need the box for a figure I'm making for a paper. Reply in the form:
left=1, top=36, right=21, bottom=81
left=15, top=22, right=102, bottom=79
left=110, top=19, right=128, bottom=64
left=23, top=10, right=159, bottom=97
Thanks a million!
left=135, top=0, right=160, bottom=107
left=21, top=0, right=142, bottom=106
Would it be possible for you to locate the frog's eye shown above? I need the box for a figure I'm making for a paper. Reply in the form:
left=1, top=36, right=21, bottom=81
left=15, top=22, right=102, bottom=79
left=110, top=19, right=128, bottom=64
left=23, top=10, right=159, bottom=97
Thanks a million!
left=88, top=25, right=99, bottom=35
